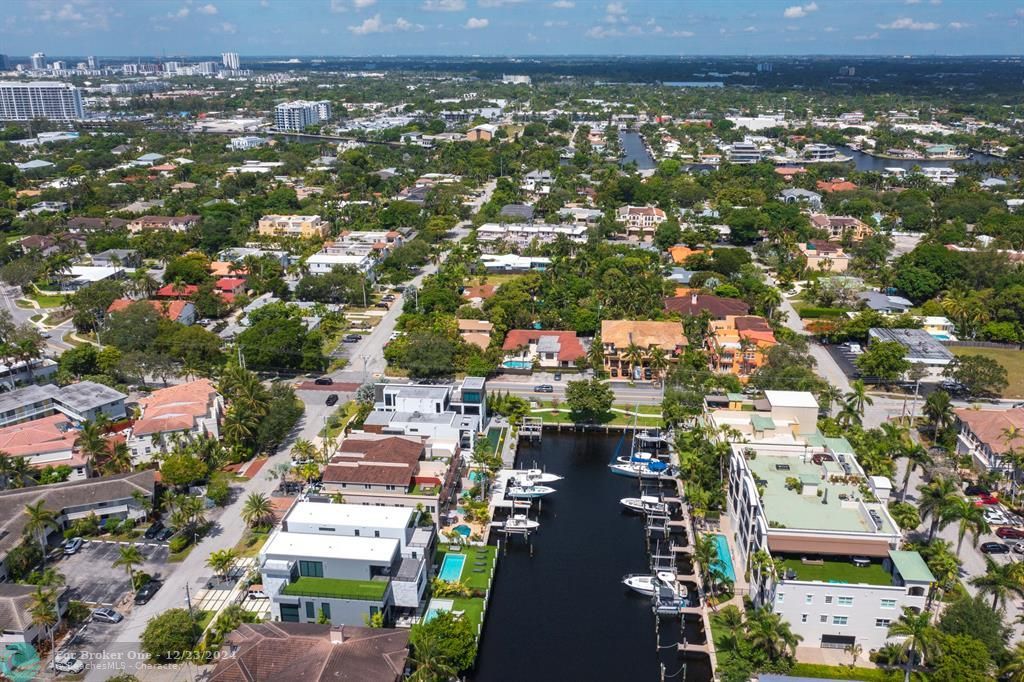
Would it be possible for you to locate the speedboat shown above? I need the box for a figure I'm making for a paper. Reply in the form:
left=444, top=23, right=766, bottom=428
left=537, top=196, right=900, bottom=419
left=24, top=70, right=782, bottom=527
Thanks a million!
left=508, top=469, right=563, bottom=484
left=491, top=514, right=540, bottom=534
left=622, top=571, right=685, bottom=598
left=506, top=483, right=557, bottom=499
left=609, top=459, right=677, bottom=480
left=620, top=495, right=669, bottom=515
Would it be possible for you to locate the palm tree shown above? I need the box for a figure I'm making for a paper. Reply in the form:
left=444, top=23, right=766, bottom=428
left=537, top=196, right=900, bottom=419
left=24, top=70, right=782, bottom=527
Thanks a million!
left=242, top=492, right=274, bottom=528
left=845, top=642, right=864, bottom=667
left=291, top=438, right=318, bottom=464
left=622, top=342, right=645, bottom=379
left=113, top=544, right=144, bottom=588
left=817, top=385, right=844, bottom=418
left=1000, top=641, right=1024, bottom=682
left=887, top=609, right=938, bottom=682
left=711, top=604, right=745, bottom=652
left=408, top=624, right=459, bottom=682
left=75, top=419, right=109, bottom=469
left=897, top=443, right=932, bottom=503
left=29, top=585, right=59, bottom=668
left=587, top=333, right=604, bottom=371
left=103, top=442, right=134, bottom=475
left=917, top=476, right=959, bottom=541
left=923, top=390, right=954, bottom=434
left=970, top=558, right=1024, bottom=610
left=206, top=549, right=237, bottom=581
left=647, top=346, right=670, bottom=383
left=24, top=501, right=57, bottom=569
left=844, top=379, right=873, bottom=419
left=1000, top=426, right=1024, bottom=503
left=837, top=401, right=862, bottom=427
left=693, top=533, right=719, bottom=603
left=745, top=609, right=802, bottom=661
left=943, top=497, right=991, bottom=556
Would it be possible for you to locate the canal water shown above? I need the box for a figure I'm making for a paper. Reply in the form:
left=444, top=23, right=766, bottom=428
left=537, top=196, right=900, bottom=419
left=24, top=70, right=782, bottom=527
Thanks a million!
left=620, top=130, right=657, bottom=170
left=838, top=145, right=999, bottom=172
left=473, top=431, right=711, bottom=682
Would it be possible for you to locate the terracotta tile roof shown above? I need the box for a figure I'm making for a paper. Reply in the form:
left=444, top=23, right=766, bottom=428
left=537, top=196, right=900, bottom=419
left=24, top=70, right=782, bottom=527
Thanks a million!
left=323, top=435, right=424, bottom=487
left=816, top=180, right=858, bottom=193
left=461, top=332, right=491, bottom=350
left=156, top=283, right=199, bottom=298
left=732, top=315, right=778, bottom=344
left=663, top=293, right=749, bottom=319
left=667, top=245, right=710, bottom=264
left=215, top=277, right=246, bottom=291
left=457, top=319, right=494, bottom=334
left=107, top=298, right=192, bottom=322
left=210, top=623, right=409, bottom=682
left=601, top=320, right=687, bottom=350
left=955, top=408, right=1024, bottom=455
left=0, top=413, right=79, bottom=459
left=133, top=379, right=218, bottom=437
left=502, top=329, right=586, bottom=363
left=210, top=261, right=246, bottom=277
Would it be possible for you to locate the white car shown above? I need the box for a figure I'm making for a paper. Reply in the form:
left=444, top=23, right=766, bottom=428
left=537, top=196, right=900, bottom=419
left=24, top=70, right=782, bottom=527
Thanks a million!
left=984, top=508, right=1009, bottom=525
left=50, top=653, right=85, bottom=674
left=1013, top=542, right=1024, bottom=555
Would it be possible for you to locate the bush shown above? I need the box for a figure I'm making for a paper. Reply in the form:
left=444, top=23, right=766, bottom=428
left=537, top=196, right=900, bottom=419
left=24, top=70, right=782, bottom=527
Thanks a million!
left=206, top=474, right=231, bottom=507
left=133, top=572, right=152, bottom=590
left=104, top=518, right=122, bottom=535
left=168, top=535, right=190, bottom=553
left=141, top=608, right=198, bottom=663
left=790, top=663, right=898, bottom=681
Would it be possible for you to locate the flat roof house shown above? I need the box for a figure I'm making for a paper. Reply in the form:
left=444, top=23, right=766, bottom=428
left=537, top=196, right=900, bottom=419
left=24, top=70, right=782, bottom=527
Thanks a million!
left=0, top=381, right=126, bottom=428
left=259, top=500, right=434, bottom=628
left=126, top=215, right=200, bottom=234
left=867, top=328, right=953, bottom=368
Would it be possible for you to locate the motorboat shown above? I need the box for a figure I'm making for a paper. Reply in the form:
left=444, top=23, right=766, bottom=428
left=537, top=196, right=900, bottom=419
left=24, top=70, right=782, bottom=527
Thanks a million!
left=609, top=458, right=677, bottom=480
left=506, top=483, right=557, bottom=499
left=635, top=430, right=672, bottom=449
left=491, top=514, right=540, bottom=534
left=615, top=451, right=672, bottom=465
left=508, top=469, right=563, bottom=484
left=622, top=571, right=686, bottom=598
left=620, top=495, right=669, bottom=515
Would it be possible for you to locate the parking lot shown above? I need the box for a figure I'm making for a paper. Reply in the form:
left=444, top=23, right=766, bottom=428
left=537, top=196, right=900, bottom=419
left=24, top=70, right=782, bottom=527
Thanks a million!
left=58, top=540, right=170, bottom=606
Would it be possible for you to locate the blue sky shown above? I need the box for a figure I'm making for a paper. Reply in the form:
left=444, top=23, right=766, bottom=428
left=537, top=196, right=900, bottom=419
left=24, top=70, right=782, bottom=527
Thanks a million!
left=2, top=0, right=1021, bottom=57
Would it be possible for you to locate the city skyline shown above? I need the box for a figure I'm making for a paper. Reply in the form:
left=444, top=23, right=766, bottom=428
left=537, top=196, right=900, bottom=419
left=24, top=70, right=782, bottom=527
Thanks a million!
left=1, top=0, right=1021, bottom=57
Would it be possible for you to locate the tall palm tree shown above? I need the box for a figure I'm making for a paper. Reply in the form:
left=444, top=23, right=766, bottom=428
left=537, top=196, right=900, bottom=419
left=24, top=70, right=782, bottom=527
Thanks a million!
left=837, top=401, right=862, bottom=428
left=711, top=604, right=745, bottom=652
left=898, top=443, right=932, bottom=503
left=113, top=544, right=144, bottom=588
left=28, top=585, right=59, bottom=668
left=102, top=442, right=134, bottom=475
left=1000, top=641, right=1024, bottom=682
left=622, top=342, right=645, bottom=378
left=943, top=497, right=991, bottom=556
left=923, top=390, right=954, bottom=434
left=693, top=533, right=719, bottom=603
left=917, top=476, right=959, bottom=541
left=745, top=609, right=802, bottom=661
left=844, top=379, right=873, bottom=418
left=1000, top=426, right=1024, bottom=503
left=75, top=420, right=109, bottom=469
left=408, top=624, right=459, bottom=682
left=970, top=558, right=1024, bottom=610
left=24, top=501, right=57, bottom=570
left=887, top=609, right=938, bottom=682
left=647, top=346, right=670, bottom=383
left=817, top=385, right=844, bottom=418
left=242, top=492, right=274, bottom=528
left=206, top=549, right=237, bottom=581
left=291, top=438, right=318, bottom=464
left=587, top=333, right=604, bottom=371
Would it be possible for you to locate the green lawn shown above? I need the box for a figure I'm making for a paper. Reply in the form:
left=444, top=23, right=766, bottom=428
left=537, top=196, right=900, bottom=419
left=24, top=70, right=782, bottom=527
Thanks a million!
left=950, top=346, right=1024, bottom=399
left=282, top=576, right=388, bottom=601
left=321, top=400, right=360, bottom=440
left=465, top=274, right=521, bottom=287
left=233, top=528, right=271, bottom=558
left=777, top=558, right=892, bottom=586
left=436, top=545, right=497, bottom=591
left=451, top=596, right=486, bottom=634
left=29, top=292, right=66, bottom=308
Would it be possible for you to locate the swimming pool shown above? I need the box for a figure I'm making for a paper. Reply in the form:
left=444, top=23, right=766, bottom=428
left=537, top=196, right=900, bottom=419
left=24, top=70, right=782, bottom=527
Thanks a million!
left=931, top=334, right=952, bottom=340
left=438, top=553, right=467, bottom=582
left=424, top=598, right=454, bottom=623
left=501, top=360, right=533, bottom=369
left=453, top=524, right=472, bottom=537
left=711, top=534, right=736, bottom=583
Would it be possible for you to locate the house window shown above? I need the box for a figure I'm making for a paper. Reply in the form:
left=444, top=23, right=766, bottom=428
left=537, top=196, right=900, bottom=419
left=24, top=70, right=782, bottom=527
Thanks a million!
left=824, top=595, right=833, bottom=604
left=837, top=596, right=853, bottom=606
left=374, top=530, right=380, bottom=538
left=832, top=616, right=848, bottom=626
left=305, top=602, right=315, bottom=619
left=364, top=484, right=372, bottom=490
left=880, top=599, right=897, bottom=609
left=875, top=618, right=891, bottom=628
left=801, top=614, right=808, bottom=623
left=298, top=561, right=324, bottom=578
left=385, top=485, right=396, bottom=491
left=805, top=594, right=813, bottom=604
left=320, top=603, right=331, bottom=620
left=776, top=592, right=784, bottom=603
left=354, top=530, right=360, bottom=537
left=820, top=615, right=828, bottom=623
left=280, top=604, right=299, bottom=623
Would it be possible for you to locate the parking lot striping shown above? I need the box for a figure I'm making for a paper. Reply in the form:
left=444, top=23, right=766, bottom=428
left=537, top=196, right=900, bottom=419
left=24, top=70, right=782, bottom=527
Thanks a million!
left=83, top=539, right=164, bottom=548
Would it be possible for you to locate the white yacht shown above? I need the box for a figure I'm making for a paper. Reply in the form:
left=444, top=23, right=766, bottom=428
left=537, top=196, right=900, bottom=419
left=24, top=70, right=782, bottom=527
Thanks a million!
left=491, top=514, right=540, bottom=534
left=507, top=469, right=563, bottom=484
left=622, top=571, right=686, bottom=598
left=506, top=483, right=557, bottom=499
left=609, top=457, right=677, bottom=480
left=620, top=495, right=669, bottom=515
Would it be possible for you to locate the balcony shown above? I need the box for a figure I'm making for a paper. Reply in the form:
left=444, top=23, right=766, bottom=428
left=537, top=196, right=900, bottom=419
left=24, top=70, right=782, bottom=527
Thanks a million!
left=281, top=576, right=389, bottom=602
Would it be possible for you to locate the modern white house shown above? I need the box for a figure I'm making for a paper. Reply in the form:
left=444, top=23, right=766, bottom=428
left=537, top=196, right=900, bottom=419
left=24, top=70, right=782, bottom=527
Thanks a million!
left=259, top=501, right=434, bottom=627
left=368, top=378, right=488, bottom=450
left=476, top=222, right=587, bottom=250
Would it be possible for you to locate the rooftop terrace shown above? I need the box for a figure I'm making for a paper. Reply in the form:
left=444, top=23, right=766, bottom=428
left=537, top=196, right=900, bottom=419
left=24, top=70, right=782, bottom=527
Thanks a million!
left=281, top=576, right=389, bottom=601
left=778, top=557, right=893, bottom=586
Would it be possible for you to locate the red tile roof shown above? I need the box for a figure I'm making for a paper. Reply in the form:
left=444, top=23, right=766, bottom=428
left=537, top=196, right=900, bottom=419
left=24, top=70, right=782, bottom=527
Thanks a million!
left=215, top=277, right=246, bottom=291
left=663, top=294, right=750, bottom=319
left=155, top=283, right=198, bottom=298
left=816, top=180, right=858, bottom=193
left=133, top=379, right=218, bottom=437
left=107, top=298, right=192, bottom=322
left=323, top=436, right=424, bottom=487
left=502, top=329, right=586, bottom=363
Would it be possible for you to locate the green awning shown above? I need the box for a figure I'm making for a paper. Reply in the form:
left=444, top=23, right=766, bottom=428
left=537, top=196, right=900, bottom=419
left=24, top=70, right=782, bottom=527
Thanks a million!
left=726, top=392, right=746, bottom=402
left=751, top=414, right=776, bottom=430
left=888, top=550, right=935, bottom=584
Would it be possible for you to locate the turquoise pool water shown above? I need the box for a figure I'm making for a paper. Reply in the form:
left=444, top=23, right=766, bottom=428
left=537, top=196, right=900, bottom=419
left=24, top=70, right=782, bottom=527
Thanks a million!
left=424, top=598, right=454, bottom=622
left=453, top=524, right=472, bottom=537
left=712, top=534, right=736, bottom=583
left=439, top=553, right=467, bottom=582
left=502, top=360, right=532, bottom=369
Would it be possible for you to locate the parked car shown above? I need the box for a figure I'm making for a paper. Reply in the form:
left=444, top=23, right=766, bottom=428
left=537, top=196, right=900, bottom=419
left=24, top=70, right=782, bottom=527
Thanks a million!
left=50, top=653, right=85, bottom=674
left=134, top=580, right=162, bottom=605
left=314, top=377, right=333, bottom=386
left=92, top=607, right=123, bottom=624
left=247, top=584, right=269, bottom=600
left=342, top=335, right=361, bottom=343
left=63, top=537, right=83, bottom=555
left=374, top=302, right=390, bottom=309
left=996, top=527, right=1024, bottom=540
left=156, top=527, right=174, bottom=542
left=553, top=372, right=562, bottom=381
left=984, top=508, right=1008, bottom=524
left=1013, top=542, right=1024, bottom=555
left=144, top=522, right=164, bottom=540
left=981, top=542, right=1011, bottom=554
left=533, top=385, right=554, bottom=393
left=965, top=484, right=991, bottom=496
left=975, top=494, right=1001, bottom=506
left=325, top=394, right=339, bottom=406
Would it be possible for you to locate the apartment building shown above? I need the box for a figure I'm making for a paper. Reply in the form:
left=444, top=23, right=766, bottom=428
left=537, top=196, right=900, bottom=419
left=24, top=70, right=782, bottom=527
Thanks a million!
left=306, top=230, right=403, bottom=276
left=0, top=381, right=126, bottom=428
left=0, top=414, right=89, bottom=480
left=810, top=214, right=874, bottom=242
left=707, top=315, right=777, bottom=382
left=259, top=501, right=433, bottom=627
left=320, top=434, right=460, bottom=519
left=125, top=214, right=201, bottom=234
left=258, top=214, right=328, bottom=239
left=727, top=141, right=763, bottom=164
left=0, top=81, right=84, bottom=121
left=476, top=222, right=587, bottom=251
left=614, top=205, right=666, bottom=240
left=600, top=320, right=687, bottom=380
left=954, top=407, right=1024, bottom=475
left=126, top=379, right=223, bottom=464
left=229, top=135, right=267, bottom=150
left=275, top=100, right=331, bottom=132
left=663, top=292, right=750, bottom=319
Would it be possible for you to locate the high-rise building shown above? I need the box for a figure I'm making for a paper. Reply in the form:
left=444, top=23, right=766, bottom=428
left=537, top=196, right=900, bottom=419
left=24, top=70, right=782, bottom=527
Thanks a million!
left=196, top=61, right=218, bottom=75
left=221, top=52, right=240, bottom=70
left=51, top=61, right=67, bottom=71
left=163, top=62, right=180, bottom=75
left=122, top=63, right=139, bottom=75
left=274, top=100, right=332, bottom=131
left=0, top=55, right=9, bottom=71
left=30, top=53, right=46, bottom=70
left=0, top=81, right=84, bottom=121
left=86, top=56, right=97, bottom=69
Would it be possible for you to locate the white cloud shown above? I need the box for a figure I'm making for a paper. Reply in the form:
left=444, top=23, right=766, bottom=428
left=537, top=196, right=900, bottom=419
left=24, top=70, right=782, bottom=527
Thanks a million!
left=947, top=21, right=970, bottom=29
left=904, top=0, right=921, bottom=4
left=329, top=0, right=347, bottom=12
left=606, top=2, right=626, bottom=15
left=354, top=0, right=377, bottom=6
left=168, top=6, right=190, bottom=19
left=854, top=31, right=879, bottom=40
left=196, top=3, right=218, bottom=15
left=783, top=2, right=818, bottom=19
left=586, top=25, right=621, bottom=38
left=215, top=21, right=237, bottom=33
left=423, top=0, right=466, bottom=10
left=259, top=0, right=269, bottom=6
left=478, top=0, right=523, bottom=6
left=823, top=25, right=837, bottom=31
left=550, top=0, right=574, bottom=6
left=670, top=29, right=695, bottom=37
left=464, top=16, right=489, bottom=28
left=1017, top=8, right=1024, bottom=17
left=38, top=1, right=112, bottom=30
left=743, top=25, right=758, bottom=32
left=930, top=0, right=942, bottom=4
left=878, top=16, right=939, bottom=30
left=348, top=13, right=423, bottom=33
left=543, top=19, right=568, bottom=27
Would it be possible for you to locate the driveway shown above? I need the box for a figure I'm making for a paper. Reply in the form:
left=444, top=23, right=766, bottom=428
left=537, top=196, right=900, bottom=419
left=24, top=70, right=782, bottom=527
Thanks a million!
left=59, top=541, right=170, bottom=607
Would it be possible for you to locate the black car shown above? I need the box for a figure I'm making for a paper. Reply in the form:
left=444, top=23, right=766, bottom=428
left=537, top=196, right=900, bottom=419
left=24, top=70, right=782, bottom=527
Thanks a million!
left=314, top=377, right=333, bottom=386
left=533, top=385, right=554, bottom=393
left=981, top=542, right=1011, bottom=554
left=325, top=394, right=339, bottom=406
left=156, top=527, right=174, bottom=542
left=143, top=522, right=164, bottom=540
left=965, top=484, right=991, bottom=496
left=342, top=335, right=361, bottom=343
left=134, top=580, right=162, bottom=605
left=374, top=302, right=390, bottom=309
